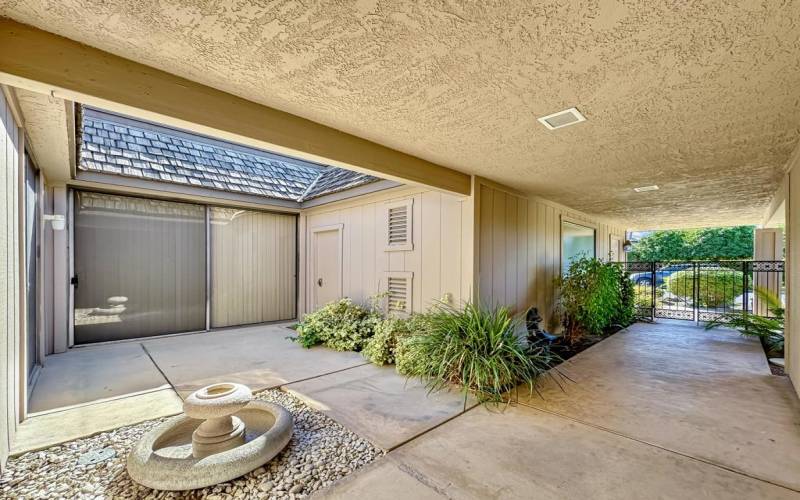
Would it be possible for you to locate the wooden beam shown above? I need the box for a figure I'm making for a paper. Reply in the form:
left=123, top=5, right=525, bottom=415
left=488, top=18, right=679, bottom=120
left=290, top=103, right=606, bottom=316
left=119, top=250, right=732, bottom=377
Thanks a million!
left=0, top=18, right=471, bottom=195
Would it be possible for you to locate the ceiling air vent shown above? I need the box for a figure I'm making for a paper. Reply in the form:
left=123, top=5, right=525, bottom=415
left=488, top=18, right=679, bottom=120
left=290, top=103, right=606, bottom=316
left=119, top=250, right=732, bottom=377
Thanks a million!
left=537, top=107, right=586, bottom=130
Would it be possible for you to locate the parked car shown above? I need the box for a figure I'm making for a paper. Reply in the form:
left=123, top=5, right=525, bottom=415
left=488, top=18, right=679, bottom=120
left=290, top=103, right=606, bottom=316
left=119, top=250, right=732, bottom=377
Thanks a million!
left=629, top=262, right=725, bottom=286
left=629, top=263, right=693, bottom=286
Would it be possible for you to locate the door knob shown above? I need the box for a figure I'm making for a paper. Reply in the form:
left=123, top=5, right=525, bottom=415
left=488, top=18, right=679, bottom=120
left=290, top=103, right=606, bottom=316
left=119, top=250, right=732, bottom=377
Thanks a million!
left=317, top=278, right=323, bottom=287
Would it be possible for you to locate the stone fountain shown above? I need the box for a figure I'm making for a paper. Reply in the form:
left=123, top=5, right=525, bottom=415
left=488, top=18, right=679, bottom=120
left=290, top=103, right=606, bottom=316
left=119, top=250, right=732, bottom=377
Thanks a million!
left=127, top=383, right=293, bottom=491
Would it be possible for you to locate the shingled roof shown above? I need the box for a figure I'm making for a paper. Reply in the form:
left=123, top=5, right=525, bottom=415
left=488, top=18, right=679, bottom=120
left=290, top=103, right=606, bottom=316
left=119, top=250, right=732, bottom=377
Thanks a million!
left=78, top=108, right=379, bottom=202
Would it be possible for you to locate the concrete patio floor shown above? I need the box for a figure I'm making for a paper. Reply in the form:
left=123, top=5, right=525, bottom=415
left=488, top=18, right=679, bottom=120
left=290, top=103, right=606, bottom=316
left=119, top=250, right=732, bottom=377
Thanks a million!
left=319, top=322, right=800, bottom=499
left=16, top=322, right=472, bottom=454
left=17, top=323, right=368, bottom=452
left=284, top=363, right=477, bottom=451
left=16, top=320, right=800, bottom=498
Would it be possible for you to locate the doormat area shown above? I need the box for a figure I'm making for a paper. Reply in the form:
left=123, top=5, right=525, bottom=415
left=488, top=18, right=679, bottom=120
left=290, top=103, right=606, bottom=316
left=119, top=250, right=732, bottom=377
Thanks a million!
left=0, top=390, right=382, bottom=499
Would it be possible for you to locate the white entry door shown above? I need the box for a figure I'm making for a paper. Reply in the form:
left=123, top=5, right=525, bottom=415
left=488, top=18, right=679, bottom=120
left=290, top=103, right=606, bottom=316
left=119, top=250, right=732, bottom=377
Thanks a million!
left=609, top=234, right=623, bottom=261
left=312, top=225, right=342, bottom=309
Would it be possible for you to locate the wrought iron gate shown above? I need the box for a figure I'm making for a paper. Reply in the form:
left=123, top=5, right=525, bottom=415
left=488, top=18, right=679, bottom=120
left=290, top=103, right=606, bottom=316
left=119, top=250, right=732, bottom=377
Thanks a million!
left=617, top=261, right=784, bottom=322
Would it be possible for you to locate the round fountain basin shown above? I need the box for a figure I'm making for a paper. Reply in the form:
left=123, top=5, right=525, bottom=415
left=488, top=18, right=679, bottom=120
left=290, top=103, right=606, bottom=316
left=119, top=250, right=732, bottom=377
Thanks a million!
left=183, top=382, right=252, bottom=420
left=127, top=400, right=293, bottom=491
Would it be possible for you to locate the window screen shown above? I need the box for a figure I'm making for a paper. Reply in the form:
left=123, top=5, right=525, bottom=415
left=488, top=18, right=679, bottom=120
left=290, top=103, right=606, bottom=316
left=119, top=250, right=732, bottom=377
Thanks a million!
left=73, top=192, right=206, bottom=343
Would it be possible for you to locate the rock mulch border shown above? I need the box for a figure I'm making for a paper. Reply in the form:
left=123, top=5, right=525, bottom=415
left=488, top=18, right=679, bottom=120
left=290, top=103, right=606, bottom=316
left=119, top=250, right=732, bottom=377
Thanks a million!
left=0, top=389, right=382, bottom=499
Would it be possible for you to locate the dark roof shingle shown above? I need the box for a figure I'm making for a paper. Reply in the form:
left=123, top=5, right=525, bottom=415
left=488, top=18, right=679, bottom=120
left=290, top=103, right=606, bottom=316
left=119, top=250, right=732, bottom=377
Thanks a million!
left=78, top=109, right=379, bottom=202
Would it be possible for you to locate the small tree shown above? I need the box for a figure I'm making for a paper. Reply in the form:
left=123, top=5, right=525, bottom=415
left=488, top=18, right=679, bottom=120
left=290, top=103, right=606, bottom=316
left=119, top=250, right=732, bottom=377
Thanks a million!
left=555, top=257, right=630, bottom=343
left=628, top=226, right=754, bottom=262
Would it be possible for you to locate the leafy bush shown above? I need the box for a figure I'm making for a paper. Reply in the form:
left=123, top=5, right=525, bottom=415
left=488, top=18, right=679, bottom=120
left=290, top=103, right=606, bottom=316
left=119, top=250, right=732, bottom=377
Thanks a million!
left=666, top=269, right=743, bottom=307
left=634, top=285, right=653, bottom=310
left=555, top=257, right=625, bottom=343
left=362, top=316, right=414, bottom=365
left=394, top=314, right=432, bottom=375
left=293, top=298, right=381, bottom=351
left=705, top=288, right=784, bottom=355
left=614, top=269, right=636, bottom=326
left=397, top=303, right=553, bottom=404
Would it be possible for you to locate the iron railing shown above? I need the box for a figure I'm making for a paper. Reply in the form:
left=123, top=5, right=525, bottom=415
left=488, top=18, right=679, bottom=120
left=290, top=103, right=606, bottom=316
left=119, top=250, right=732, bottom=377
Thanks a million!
left=615, top=261, right=785, bottom=323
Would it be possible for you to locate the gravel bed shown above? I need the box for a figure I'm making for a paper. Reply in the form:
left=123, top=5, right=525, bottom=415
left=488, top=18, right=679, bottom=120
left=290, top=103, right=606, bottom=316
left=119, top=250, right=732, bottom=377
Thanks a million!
left=0, top=390, right=383, bottom=499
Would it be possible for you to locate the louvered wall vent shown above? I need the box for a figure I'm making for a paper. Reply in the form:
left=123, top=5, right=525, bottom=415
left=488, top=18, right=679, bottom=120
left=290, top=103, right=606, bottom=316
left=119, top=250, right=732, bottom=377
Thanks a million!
left=384, top=272, right=413, bottom=314
left=385, top=199, right=413, bottom=251
left=537, top=107, right=586, bottom=130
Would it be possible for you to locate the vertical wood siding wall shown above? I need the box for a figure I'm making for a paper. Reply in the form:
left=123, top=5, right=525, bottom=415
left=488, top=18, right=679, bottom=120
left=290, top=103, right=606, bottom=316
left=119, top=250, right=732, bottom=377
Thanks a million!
left=477, top=180, right=627, bottom=329
left=211, top=208, right=296, bottom=327
left=784, top=167, right=799, bottom=397
left=302, top=186, right=472, bottom=314
left=0, top=91, right=21, bottom=471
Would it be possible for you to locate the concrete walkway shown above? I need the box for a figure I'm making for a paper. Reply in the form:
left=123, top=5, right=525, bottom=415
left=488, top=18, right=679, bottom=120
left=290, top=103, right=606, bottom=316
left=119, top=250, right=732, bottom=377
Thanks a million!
left=16, top=323, right=473, bottom=454
left=319, top=322, right=800, bottom=499
left=18, top=320, right=800, bottom=498
left=17, top=323, right=367, bottom=452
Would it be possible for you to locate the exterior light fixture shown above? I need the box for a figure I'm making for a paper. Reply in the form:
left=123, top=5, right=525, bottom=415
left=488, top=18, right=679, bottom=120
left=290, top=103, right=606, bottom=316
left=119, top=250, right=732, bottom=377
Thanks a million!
left=622, top=240, right=633, bottom=252
left=633, top=185, right=659, bottom=192
left=43, top=214, right=66, bottom=231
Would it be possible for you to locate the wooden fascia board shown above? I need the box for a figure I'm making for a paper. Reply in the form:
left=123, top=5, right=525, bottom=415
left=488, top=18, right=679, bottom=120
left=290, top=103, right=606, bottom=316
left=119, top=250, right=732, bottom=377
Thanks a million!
left=0, top=18, right=471, bottom=195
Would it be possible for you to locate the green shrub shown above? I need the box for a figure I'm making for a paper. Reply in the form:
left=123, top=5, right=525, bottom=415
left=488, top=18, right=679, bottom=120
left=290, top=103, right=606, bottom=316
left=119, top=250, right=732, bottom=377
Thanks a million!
left=705, top=287, right=784, bottom=355
left=666, top=269, right=743, bottom=307
left=293, top=322, right=323, bottom=348
left=634, top=285, right=653, bottom=310
left=633, top=284, right=666, bottom=313
left=362, top=314, right=433, bottom=368
left=293, top=298, right=381, bottom=351
left=363, top=316, right=409, bottom=365
left=555, top=257, right=624, bottom=342
left=394, top=314, right=432, bottom=375
left=397, top=303, right=553, bottom=404
left=614, top=268, right=636, bottom=326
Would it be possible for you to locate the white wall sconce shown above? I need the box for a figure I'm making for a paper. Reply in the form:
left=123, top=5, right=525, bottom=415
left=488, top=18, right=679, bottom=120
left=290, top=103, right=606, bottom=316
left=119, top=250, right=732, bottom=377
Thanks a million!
left=43, top=214, right=66, bottom=231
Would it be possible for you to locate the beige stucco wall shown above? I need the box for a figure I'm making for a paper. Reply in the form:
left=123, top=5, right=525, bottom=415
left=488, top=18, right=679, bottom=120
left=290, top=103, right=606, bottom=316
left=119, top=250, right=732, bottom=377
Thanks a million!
left=300, top=186, right=473, bottom=316
left=0, top=89, right=22, bottom=471
left=476, top=179, right=627, bottom=330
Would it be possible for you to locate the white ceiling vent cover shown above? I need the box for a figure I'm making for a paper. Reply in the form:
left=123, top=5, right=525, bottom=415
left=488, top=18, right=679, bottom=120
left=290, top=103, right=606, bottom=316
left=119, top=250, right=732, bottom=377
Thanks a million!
left=537, top=107, right=586, bottom=130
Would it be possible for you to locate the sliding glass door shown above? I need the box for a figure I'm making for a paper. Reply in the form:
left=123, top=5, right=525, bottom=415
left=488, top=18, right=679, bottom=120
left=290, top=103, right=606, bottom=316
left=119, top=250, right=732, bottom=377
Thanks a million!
left=72, top=191, right=297, bottom=343
left=73, top=192, right=206, bottom=343
left=24, top=154, right=39, bottom=376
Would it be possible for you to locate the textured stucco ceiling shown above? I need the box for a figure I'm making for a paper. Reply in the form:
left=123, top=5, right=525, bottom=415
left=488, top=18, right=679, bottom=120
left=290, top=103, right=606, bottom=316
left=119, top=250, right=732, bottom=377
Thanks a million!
left=2, top=0, right=800, bottom=229
left=13, top=88, right=71, bottom=181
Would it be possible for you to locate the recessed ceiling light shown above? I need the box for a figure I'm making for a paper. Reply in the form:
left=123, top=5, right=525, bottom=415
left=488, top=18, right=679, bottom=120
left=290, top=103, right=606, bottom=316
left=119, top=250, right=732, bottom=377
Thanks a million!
left=537, top=107, right=586, bottom=130
left=633, top=185, right=659, bottom=192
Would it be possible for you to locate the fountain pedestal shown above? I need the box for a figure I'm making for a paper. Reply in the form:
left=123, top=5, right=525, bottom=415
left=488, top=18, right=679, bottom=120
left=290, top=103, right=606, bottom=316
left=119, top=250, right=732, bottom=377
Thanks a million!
left=127, top=382, right=293, bottom=491
left=183, top=383, right=250, bottom=458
